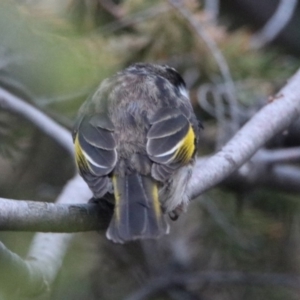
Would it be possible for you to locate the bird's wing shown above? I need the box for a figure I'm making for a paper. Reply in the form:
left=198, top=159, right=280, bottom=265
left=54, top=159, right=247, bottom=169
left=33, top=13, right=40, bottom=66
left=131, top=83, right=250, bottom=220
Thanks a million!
left=73, top=113, right=117, bottom=197
left=146, top=107, right=197, bottom=182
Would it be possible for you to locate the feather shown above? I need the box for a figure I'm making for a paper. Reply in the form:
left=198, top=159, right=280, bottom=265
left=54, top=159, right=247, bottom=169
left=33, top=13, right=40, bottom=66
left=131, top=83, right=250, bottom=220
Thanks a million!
left=80, top=115, right=116, bottom=150
left=74, top=114, right=117, bottom=198
left=173, top=124, right=196, bottom=164
left=151, top=163, right=177, bottom=182
left=147, top=108, right=196, bottom=166
left=106, top=173, right=169, bottom=243
left=148, top=107, right=181, bottom=124
left=89, top=113, right=115, bottom=131
left=147, top=114, right=187, bottom=139
left=76, top=114, right=117, bottom=175
left=78, top=132, right=116, bottom=172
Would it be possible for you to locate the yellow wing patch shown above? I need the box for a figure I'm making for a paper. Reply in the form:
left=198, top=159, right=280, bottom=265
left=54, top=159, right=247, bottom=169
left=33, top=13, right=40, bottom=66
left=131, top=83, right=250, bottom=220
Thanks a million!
left=152, top=183, right=162, bottom=219
left=112, top=175, right=121, bottom=222
left=74, top=134, right=90, bottom=172
left=174, top=124, right=195, bottom=164
left=112, top=175, right=162, bottom=223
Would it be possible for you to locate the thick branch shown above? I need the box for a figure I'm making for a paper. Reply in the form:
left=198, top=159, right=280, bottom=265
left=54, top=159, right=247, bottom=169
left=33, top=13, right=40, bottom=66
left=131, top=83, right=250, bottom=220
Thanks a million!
left=0, top=175, right=94, bottom=296
left=0, top=242, right=46, bottom=295
left=188, top=69, right=300, bottom=198
left=0, top=198, right=113, bottom=233
left=0, top=86, right=82, bottom=295
left=23, top=175, right=93, bottom=291
left=1, top=69, right=300, bottom=231
left=3, top=163, right=300, bottom=233
left=1, top=55, right=300, bottom=298
left=0, top=174, right=113, bottom=232
left=0, top=199, right=112, bottom=232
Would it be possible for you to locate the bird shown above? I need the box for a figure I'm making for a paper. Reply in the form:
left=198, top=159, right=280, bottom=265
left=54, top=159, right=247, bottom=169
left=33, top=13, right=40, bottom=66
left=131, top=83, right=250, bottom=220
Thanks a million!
left=72, top=63, right=200, bottom=243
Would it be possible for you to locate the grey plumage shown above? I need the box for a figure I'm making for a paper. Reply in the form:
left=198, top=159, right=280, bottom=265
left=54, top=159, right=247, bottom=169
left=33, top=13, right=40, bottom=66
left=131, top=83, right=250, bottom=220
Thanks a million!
left=73, top=63, right=200, bottom=243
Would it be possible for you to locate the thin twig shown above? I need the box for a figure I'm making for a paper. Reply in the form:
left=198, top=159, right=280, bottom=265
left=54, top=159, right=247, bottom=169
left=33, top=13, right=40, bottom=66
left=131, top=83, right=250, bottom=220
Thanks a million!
left=0, top=87, right=74, bottom=156
left=203, top=0, right=220, bottom=22
left=169, top=0, right=239, bottom=135
left=258, top=164, right=300, bottom=193
left=188, top=68, right=300, bottom=198
left=254, top=147, right=300, bottom=164
left=38, top=87, right=91, bottom=106
left=197, top=83, right=217, bottom=117
left=0, top=46, right=32, bottom=70
left=92, top=4, right=171, bottom=35
left=0, top=87, right=84, bottom=295
left=200, top=197, right=253, bottom=250
left=251, top=0, right=298, bottom=49
left=213, top=89, right=229, bottom=148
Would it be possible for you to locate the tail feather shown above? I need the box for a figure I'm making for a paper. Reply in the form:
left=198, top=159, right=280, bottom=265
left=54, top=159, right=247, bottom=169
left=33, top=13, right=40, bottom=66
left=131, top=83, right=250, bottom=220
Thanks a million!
left=106, top=173, right=169, bottom=243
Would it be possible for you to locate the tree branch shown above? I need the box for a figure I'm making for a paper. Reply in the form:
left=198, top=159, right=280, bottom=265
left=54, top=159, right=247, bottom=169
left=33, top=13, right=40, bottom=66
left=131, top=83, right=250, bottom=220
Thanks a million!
left=0, top=50, right=300, bottom=298
left=188, top=69, right=300, bottom=198
left=169, top=0, right=240, bottom=134
left=250, top=0, right=298, bottom=49
left=0, top=200, right=112, bottom=232
left=258, top=164, right=300, bottom=193
left=0, top=242, right=46, bottom=295
left=0, top=175, right=113, bottom=232
left=93, top=4, right=171, bottom=35
left=1, top=69, right=300, bottom=232
left=254, top=147, right=300, bottom=164
left=0, top=87, right=74, bottom=156
left=0, top=175, right=91, bottom=294
left=0, top=86, right=82, bottom=295
left=3, top=164, right=300, bottom=234
left=203, top=0, right=220, bottom=23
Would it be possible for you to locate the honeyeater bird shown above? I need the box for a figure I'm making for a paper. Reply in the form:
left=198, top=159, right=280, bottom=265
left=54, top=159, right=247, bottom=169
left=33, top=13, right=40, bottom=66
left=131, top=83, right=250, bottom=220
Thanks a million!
left=73, top=63, right=200, bottom=243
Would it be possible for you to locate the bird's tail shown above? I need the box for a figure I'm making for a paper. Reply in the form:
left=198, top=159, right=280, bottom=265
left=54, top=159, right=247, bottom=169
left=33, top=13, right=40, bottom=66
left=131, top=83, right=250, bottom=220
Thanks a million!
left=106, top=173, right=169, bottom=243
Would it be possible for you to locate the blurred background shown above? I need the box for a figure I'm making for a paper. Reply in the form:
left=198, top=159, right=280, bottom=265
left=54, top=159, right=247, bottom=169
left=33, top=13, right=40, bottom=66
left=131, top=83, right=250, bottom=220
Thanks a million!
left=1, top=0, right=300, bottom=299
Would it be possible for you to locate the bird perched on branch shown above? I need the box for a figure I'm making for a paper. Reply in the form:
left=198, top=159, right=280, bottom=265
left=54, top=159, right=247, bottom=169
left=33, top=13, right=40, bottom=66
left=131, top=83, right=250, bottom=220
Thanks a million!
left=73, top=63, right=200, bottom=243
